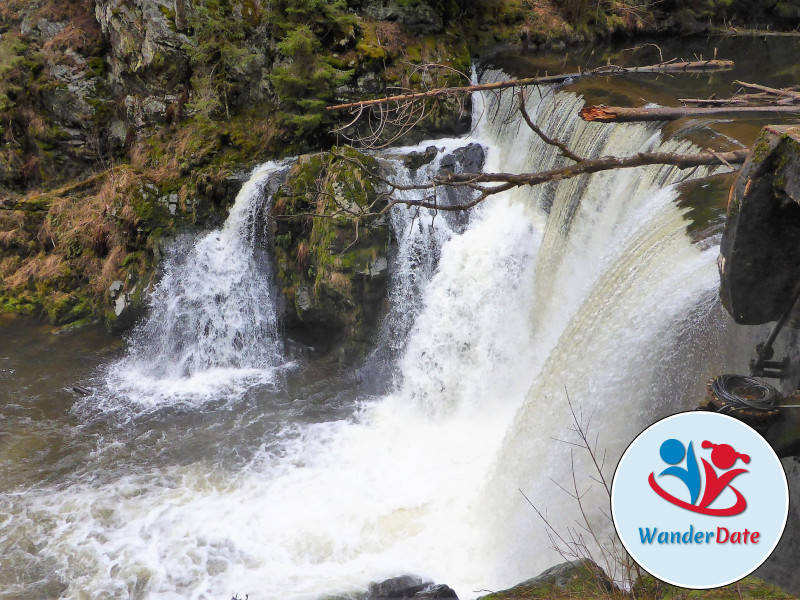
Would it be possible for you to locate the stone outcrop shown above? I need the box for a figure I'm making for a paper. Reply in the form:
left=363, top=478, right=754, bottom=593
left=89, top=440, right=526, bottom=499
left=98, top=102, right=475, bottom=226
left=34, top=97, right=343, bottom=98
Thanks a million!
left=477, top=559, right=796, bottom=600
left=94, top=0, right=190, bottom=94
left=342, top=575, right=459, bottom=600
left=719, top=125, right=800, bottom=324
left=270, top=148, right=391, bottom=360
left=477, top=560, right=614, bottom=600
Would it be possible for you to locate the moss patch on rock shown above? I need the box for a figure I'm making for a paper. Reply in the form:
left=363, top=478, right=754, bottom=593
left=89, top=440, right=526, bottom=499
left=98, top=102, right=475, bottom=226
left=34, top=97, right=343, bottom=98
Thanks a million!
left=271, top=146, right=390, bottom=361
left=477, top=560, right=796, bottom=600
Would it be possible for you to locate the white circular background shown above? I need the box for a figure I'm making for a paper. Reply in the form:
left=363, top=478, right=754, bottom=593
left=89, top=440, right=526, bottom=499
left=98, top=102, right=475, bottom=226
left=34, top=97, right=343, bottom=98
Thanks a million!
left=611, top=411, right=789, bottom=588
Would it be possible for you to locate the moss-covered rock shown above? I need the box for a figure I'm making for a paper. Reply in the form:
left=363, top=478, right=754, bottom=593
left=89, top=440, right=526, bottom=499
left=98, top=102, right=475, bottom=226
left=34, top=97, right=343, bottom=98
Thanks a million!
left=477, top=560, right=797, bottom=600
left=477, top=560, right=614, bottom=600
left=271, top=146, right=391, bottom=361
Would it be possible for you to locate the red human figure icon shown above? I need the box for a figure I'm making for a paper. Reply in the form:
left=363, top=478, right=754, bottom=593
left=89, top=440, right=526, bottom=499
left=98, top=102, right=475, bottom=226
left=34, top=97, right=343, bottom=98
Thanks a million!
left=698, top=441, right=750, bottom=511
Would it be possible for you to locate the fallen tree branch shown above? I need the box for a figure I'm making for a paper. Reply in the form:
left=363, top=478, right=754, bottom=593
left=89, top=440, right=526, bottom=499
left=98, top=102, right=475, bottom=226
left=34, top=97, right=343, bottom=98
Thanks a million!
left=710, top=27, right=800, bottom=37
left=326, top=60, right=734, bottom=112
left=517, top=89, right=584, bottom=162
left=733, top=80, right=800, bottom=101
left=579, top=104, right=800, bottom=122
left=680, top=82, right=800, bottom=107
left=367, top=149, right=748, bottom=214
left=434, top=149, right=748, bottom=187
left=678, top=93, right=771, bottom=106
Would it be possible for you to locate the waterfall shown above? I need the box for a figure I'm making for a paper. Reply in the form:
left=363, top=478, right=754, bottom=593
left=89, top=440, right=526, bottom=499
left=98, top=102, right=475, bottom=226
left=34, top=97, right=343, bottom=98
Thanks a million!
left=100, top=161, right=288, bottom=410
left=0, top=77, right=746, bottom=600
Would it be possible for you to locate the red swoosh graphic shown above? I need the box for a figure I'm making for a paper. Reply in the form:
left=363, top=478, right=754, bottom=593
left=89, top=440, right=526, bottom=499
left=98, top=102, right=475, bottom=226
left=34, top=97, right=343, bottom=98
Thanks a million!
left=648, top=472, right=747, bottom=516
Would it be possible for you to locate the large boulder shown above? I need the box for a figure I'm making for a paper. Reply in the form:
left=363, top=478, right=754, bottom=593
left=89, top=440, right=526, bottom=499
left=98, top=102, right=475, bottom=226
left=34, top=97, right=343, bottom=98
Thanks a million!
left=477, top=560, right=613, bottom=600
left=271, top=147, right=391, bottom=361
left=719, top=124, right=800, bottom=324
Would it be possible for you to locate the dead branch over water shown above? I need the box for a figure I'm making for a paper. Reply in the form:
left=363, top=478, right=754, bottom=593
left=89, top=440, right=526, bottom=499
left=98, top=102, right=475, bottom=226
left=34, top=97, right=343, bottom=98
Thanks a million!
left=326, top=60, right=735, bottom=112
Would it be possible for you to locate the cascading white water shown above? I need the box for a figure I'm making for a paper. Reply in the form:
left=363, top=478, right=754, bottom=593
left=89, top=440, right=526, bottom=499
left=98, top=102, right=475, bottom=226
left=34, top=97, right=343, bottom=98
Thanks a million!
left=0, top=76, right=746, bottom=600
left=99, top=161, right=288, bottom=409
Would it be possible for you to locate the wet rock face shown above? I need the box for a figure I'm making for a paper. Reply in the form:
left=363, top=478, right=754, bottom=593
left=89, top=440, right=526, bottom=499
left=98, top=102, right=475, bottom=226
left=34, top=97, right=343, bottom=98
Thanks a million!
left=269, top=142, right=487, bottom=361
left=94, top=0, right=190, bottom=94
left=719, top=125, right=800, bottom=325
left=404, top=146, right=439, bottom=171
left=340, top=576, right=459, bottom=600
left=271, top=148, right=392, bottom=361
left=437, top=142, right=486, bottom=231
left=367, top=576, right=432, bottom=599
left=362, top=1, right=444, bottom=34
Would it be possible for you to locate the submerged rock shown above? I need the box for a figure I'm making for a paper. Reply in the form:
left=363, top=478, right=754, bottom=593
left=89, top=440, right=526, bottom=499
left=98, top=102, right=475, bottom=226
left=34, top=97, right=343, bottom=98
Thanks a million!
left=404, top=146, right=439, bottom=171
left=367, top=575, right=432, bottom=599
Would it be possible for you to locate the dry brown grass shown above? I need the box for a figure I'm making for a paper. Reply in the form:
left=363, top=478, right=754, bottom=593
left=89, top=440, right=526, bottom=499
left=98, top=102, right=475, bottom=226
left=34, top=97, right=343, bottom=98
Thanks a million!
left=2, top=166, right=148, bottom=308
left=0, top=255, right=22, bottom=279
left=94, top=245, right=127, bottom=295
left=522, top=0, right=573, bottom=38
left=295, top=241, right=311, bottom=270
left=371, top=20, right=412, bottom=58
left=0, top=228, right=31, bottom=248
left=37, top=0, right=102, bottom=47
left=0, top=0, right=38, bottom=22
left=6, top=253, right=67, bottom=289
left=42, top=24, right=94, bottom=54
left=323, top=270, right=352, bottom=295
left=26, top=115, right=48, bottom=139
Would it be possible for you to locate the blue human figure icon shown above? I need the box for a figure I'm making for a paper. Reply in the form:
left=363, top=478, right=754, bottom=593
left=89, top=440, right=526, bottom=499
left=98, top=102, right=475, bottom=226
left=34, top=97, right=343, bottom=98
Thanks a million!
left=658, top=438, right=701, bottom=505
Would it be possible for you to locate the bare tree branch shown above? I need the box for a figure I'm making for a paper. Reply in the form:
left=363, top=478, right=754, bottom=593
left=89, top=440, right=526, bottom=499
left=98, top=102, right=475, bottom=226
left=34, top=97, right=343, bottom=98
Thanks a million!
left=517, top=89, right=584, bottom=163
left=326, top=146, right=746, bottom=217
left=579, top=104, right=800, bottom=122
left=326, top=59, right=735, bottom=113
left=733, top=80, right=800, bottom=102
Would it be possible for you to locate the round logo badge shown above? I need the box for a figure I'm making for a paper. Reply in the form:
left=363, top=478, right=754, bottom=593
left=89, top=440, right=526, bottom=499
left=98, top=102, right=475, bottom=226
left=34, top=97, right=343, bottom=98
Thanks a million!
left=611, top=411, right=788, bottom=588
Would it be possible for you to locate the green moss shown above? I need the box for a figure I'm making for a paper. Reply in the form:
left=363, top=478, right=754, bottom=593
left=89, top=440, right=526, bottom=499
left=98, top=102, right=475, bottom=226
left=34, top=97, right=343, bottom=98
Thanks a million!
left=270, top=145, right=389, bottom=358
left=0, top=293, right=40, bottom=317
left=355, top=40, right=389, bottom=60
left=52, top=315, right=99, bottom=333
left=159, top=4, right=178, bottom=26
left=43, top=291, right=95, bottom=325
left=406, top=45, right=423, bottom=63
left=86, top=56, right=106, bottom=78
left=633, top=575, right=796, bottom=599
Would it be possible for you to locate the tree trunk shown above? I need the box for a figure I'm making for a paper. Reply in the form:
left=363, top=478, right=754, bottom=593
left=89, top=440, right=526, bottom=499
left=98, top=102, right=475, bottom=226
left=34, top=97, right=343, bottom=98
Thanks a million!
left=579, top=104, right=800, bottom=122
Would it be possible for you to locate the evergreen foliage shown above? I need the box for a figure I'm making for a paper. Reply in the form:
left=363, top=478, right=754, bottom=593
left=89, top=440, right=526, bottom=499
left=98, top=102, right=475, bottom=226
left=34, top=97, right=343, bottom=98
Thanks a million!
left=183, top=0, right=263, bottom=119
left=268, top=0, right=358, bottom=135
